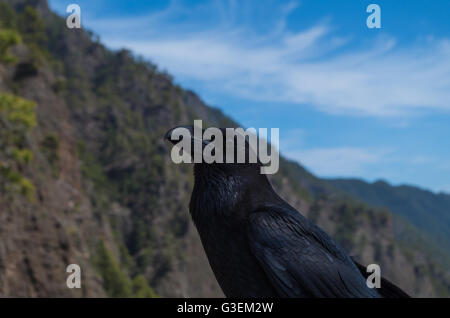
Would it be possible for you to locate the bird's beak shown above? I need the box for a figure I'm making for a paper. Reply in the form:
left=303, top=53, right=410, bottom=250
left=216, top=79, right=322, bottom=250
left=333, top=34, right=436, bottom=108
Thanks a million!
left=165, top=125, right=194, bottom=145
left=165, top=125, right=211, bottom=147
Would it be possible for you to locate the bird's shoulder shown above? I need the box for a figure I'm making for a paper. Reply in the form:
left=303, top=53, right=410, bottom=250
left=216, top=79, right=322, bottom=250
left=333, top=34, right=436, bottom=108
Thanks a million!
left=246, top=205, right=379, bottom=297
left=247, top=204, right=349, bottom=261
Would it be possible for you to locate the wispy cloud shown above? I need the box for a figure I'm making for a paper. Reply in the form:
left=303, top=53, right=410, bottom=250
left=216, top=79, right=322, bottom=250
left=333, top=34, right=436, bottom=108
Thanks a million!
left=283, top=147, right=391, bottom=177
left=86, top=0, right=450, bottom=117
left=282, top=142, right=450, bottom=193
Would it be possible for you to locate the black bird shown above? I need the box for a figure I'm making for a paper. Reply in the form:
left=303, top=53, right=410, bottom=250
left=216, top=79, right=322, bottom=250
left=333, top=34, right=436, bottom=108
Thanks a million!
left=165, top=125, right=409, bottom=298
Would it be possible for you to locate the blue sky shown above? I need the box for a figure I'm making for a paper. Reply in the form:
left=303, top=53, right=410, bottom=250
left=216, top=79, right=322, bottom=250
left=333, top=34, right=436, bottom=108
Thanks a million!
left=49, top=0, right=450, bottom=193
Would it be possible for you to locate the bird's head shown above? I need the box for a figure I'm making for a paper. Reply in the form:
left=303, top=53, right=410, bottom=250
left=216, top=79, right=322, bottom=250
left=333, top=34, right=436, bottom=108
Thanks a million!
left=165, top=124, right=279, bottom=220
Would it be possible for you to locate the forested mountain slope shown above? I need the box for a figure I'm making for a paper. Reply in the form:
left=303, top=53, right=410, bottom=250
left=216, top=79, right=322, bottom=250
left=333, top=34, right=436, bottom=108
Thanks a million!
left=329, top=179, right=450, bottom=251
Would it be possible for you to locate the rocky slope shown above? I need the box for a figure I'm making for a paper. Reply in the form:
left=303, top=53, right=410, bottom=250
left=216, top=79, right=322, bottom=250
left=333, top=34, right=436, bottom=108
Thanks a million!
left=0, top=0, right=448, bottom=297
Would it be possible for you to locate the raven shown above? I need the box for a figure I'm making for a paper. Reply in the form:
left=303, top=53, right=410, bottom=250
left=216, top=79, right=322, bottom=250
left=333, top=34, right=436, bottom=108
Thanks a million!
left=165, top=126, right=409, bottom=298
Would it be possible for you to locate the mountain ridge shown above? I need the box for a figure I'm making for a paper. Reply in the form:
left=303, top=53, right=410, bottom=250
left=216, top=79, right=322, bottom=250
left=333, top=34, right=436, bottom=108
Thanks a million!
left=329, top=177, right=450, bottom=253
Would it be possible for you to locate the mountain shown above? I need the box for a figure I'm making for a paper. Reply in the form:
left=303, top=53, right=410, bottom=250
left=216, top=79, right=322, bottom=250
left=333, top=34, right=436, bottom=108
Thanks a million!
left=0, top=0, right=448, bottom=297
left=329, top=179, right=450, bottom=255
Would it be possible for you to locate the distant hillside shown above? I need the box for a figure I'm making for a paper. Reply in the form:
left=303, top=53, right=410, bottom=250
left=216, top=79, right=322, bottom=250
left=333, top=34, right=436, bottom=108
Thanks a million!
left=329, top=179, right=450, bottom=252
left=0, top=0, right=448, bottom=297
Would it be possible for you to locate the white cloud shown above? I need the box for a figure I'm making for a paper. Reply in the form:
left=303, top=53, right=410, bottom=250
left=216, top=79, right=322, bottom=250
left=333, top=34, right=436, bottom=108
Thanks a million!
left=439, top=186, right=450, bottom=194
left=283, top=147, right=391, bottom=177
left=84, top=1, right=450, bottom=117
left=278, top=128, right=306, bottom=151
